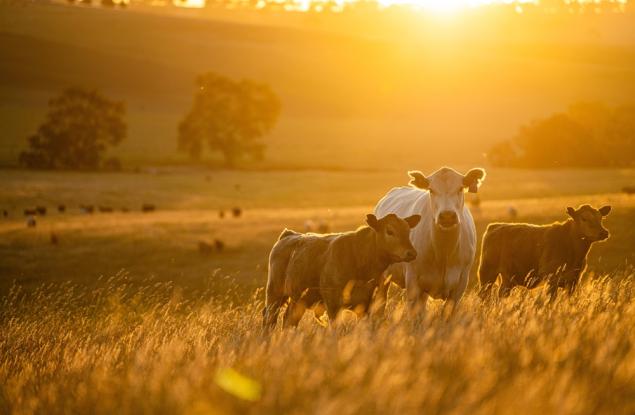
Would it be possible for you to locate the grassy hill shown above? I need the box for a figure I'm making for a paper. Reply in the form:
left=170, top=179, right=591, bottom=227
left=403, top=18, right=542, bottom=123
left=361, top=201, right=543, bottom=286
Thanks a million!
left=2, top=3, right=635, bottom=168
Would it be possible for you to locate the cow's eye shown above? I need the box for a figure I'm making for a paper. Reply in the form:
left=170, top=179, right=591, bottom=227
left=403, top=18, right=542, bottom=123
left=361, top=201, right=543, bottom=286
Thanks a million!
left=386, top=229, right=394, bottom=236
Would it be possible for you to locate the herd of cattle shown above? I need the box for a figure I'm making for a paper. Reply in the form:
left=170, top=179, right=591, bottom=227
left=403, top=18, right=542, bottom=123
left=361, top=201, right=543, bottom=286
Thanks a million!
left=263, top=166, right=613, bottom=330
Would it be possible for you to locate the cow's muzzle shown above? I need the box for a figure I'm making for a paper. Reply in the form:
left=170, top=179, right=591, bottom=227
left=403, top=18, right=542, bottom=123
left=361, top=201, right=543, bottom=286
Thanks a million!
left=437, top=211, right=459, bottom=229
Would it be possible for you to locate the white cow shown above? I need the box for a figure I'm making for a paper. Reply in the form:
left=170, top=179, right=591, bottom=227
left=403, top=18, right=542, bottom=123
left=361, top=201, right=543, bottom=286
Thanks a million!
left=374, top=167, right=486, bottom=315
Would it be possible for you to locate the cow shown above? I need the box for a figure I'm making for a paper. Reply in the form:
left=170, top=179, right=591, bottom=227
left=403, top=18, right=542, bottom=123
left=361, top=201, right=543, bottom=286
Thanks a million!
left=262, top=213, right=420, bottom=331
left=622, top=186, right=635, bottom=195
left=198, top=241, right=214, bottom=256
left=24, top=208, right=37, bottom=216
left=80, top=205, right=95, bottom=214
left=478, top=204, right=611, bottom=300
left=374, top=167, right=486, bottom=316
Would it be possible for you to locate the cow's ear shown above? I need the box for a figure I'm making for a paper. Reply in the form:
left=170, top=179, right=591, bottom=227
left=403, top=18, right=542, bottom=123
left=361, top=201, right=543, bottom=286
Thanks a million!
left=599, top=205, right=612, bottom=216
left=567, top=207, right=577, bottom=218
left=463, top=168, right=486, bottom=193
left=366, top=214, right=380, bottom=231
left=408, top=171, right=429, bottom=189
left=404, top=214, right=421, bottom=229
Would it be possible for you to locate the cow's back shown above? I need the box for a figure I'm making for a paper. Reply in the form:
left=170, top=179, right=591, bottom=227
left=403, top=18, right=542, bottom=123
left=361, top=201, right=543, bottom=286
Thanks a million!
left=284, top=234, right=334, bottom=301
left=482, top=223, right=548, bottom=279
left=375, top=186, right=428, bottom=219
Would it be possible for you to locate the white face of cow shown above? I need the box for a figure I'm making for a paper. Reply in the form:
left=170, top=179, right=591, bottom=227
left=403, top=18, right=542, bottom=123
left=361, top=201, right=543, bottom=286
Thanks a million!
left=408, top=167, right=486, bottom=231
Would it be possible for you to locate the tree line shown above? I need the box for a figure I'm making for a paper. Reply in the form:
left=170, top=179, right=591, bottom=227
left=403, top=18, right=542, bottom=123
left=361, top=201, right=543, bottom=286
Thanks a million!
left=19, top=72, right=280, bottom=170
left=487, top=102, right=635, bottom=168
left=20, top=82, right=634, bottom=171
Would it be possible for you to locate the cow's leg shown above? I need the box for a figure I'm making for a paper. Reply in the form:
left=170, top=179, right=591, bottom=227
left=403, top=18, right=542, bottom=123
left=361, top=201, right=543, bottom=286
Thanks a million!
left=444, top=269, right=469, bottom=318
left=478, top=261, right=499, bottom=300
left=546, top=281, right=559, bottom=302
left=370, top=272, right=390, bottom=319
left=263, top=296, right=286, bottom=333
left=321, top=289, right=342, bottom=325
left=565, top=278, right=579, bottom=296
left=282, top=299, right=306, bottom=328
left=312, top=302, right=327, bottom=325
left=498, top=273, right=513, bottom=298
left=263, top=254, right=289, bottom=332
left=405, top=267, right=425, bottom=315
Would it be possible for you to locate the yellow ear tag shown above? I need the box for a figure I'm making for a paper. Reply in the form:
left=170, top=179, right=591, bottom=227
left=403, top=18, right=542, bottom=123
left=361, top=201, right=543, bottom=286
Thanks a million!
left=468, top=182, right=478, bottom=193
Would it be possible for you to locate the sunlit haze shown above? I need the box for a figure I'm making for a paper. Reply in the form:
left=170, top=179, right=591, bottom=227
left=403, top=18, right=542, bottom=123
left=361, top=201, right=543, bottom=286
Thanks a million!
left=175, top=0, right=627, bottom=13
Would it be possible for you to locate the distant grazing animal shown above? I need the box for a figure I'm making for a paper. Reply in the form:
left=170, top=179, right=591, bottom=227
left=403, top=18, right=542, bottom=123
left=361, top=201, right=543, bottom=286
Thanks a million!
left=374, top=167, right=486, bottom=315
left=478, top=204, right=611, bottom=300
left=35, top=206, right=47, bottom=216
left=26, top=216, right=36, bottom=228
left=219, top=210, right=225, bottom=219
left=98, top=206, right=114, bottom=213
left=58, top=204, right=66, bottom=213
left=50, top=232, right=59, bottom=245
left=2, top=210, right=8, bottom=218
left=304, top=219, right=331, bottom=234
left=317, top=219, right=330, bottom=234
left=198, top=241, right=214, bottom=256
left=80, top=205, right=95, bottom=214
left=622, top=186, right=635, bottom=195
left=141, top=204, right=156, bottom=213
left=232, top=207, right=242, bottom=218
left=469, top=195, right=482, bottom=216
left=263, top=213, right=420, bottom=331
left=24, top=208, right=37, bottom=216
left=214, top=239, right=225, bottom=253
left=303, top=219, right=316, bottom=232
left=508, top=206, right=518, bottom=220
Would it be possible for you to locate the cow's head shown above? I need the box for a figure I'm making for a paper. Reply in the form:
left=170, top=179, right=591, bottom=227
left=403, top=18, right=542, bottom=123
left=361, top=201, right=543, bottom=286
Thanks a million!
left=408, top=167, right=486, bottom=231
left=567, top=204, right=611, bottom=242
left=366, top=213, right=420, bottom=262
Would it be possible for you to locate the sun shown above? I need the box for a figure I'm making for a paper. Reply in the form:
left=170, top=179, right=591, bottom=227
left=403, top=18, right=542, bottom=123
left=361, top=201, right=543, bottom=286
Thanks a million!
left=174, top=0, right=205, bottom=8
left=416, top=0, right=470, bottom=14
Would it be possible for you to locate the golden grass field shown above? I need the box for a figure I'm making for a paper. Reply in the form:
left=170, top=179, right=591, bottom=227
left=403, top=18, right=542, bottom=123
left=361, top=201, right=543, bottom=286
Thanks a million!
left=2, top=268, right=634, bottom=414
left=1, top=168, right=635, bottom=414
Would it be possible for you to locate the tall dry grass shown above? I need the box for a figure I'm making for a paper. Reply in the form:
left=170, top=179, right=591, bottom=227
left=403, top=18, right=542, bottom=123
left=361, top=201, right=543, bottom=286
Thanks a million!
left=1, top=271, right=635, bottom=415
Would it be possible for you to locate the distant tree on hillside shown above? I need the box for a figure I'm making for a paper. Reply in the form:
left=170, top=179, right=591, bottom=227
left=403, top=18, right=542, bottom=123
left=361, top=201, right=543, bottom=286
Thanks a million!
left=19, top=87, right=126, bottom=170
left=178, top=72, right=281, bottom=167
left=487, top=102, right=635, bottom=168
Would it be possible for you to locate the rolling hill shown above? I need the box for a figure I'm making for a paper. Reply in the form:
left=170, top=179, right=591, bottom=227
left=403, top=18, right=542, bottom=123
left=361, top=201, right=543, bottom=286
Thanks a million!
left=2, top=2, right=635, bottom=169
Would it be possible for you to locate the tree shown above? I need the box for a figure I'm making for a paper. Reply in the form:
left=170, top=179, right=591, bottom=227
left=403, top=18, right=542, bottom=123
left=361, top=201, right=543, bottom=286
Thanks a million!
left=487, top=102, right=635, bottom=168
left=20, top=87, right=126, bottom=170
left=178, top=72, right=281, bottom=167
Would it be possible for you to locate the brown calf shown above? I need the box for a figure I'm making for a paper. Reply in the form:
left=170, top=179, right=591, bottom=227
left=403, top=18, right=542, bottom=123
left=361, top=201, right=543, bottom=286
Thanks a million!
left=478, top=204, right=611, bottom=300
left=263, top=213, right=420, bottom=331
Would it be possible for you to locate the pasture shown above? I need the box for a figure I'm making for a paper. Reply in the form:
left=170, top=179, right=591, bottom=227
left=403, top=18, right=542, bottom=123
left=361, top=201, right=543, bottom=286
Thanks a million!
left=3, top=1, right=635, bottom=413
left=1, top=167, right=634, bottom=294
left=1, top=167, right=635, bottom=414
